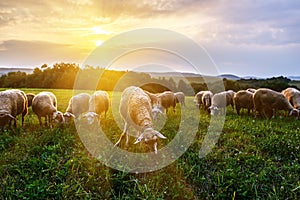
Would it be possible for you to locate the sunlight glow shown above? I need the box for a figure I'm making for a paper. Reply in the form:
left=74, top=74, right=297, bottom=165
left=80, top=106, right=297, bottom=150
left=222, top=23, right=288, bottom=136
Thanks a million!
left=92, top=27, right=111, bottom=35
left=95, top=40, right=104, bottom=46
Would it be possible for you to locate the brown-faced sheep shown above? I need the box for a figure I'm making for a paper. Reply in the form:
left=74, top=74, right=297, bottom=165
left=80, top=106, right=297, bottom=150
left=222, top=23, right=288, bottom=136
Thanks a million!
left=234, top=90, right=254, bottom=115
left=32, top=91, right=65, bottom=128
left=194, top=91, right=205, bottom=109
left=209, top=90, right=235, bottom=115
left=201, top=91, right=213, bottom=112
left=114, top=86, right=166, bottom=154
left=26, top=93, right=35, bottom=107
left=84, top=90, right=109, bottom=124
left=156, top=91, right=177, bottom=114
left=174, top=92, right=186, bottom=107
left=282, top=87, right=300, bottom=109
left=64, top=93, right=90, bottom=124
left=253, top=88, right=299, bottom=119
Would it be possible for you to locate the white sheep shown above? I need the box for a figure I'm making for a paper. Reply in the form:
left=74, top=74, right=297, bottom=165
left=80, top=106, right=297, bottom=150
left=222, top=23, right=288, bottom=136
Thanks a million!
left=282, top=87, right=300, bottom=109
left=201, top=91, right=213, bottom=112
left=0, top=90, right=18, bottom=128
left=253, top=88, right=299, bottom=119
left=114, top=86, right=166, bottom=154
left=32, top=91, right=65, bottom=128
left=209, top=90, right=235, bottom=115
left=64, top=93, right=90, bottom=124
left=234, top=90, right=254, bottom=115
left=83, top=90, right=109, bottom=124
left=174, top=92, right=186, bottom=107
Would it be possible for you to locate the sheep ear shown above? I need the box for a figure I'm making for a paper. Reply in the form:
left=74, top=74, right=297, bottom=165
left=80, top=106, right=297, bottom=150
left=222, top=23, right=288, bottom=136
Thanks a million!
left=155, top=131, right=167, bottom=139
left=134, top=134, right=144, bottom=144
left=7, top=114, right=16, bottom=119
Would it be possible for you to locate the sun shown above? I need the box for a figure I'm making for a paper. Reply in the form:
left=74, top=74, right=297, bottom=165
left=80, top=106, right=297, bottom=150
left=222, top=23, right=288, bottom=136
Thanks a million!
left=95, top=40, right=104, bottom=47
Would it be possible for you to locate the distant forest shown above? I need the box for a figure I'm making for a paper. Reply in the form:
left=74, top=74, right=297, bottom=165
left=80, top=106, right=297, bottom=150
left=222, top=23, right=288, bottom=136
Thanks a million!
left=0, top=62, right=299, bottom=95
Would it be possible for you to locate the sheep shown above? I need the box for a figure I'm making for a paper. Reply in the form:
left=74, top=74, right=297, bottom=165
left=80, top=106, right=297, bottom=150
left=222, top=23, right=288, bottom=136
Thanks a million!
left=282, top=87, right=300, bottom=109
left=174, top=92, right=186, bottom=107
left=64, top=93, right=90, bottom=124
left=0, top=89, right=28, bottom=128
left=194, top=91, right=205, bottom=109
left=253, top=88, right=299, bottom=119
left=13, top=89, right=28, bottom=126
left=201, top=91, right=213, bottom=112
left=83, top=90, right=109, bottom=124
left=209, top=90, right=235, bottom=115
left=114, top=86, right=166, bottom=154
left=26, top=93, right=35, bottom=107
left=234, top=90, right=254, bottom=115
left=0, top=90, right=18, bottom=128
left=32, top=91, right=65, bottom=128
left=156, top=91, right=177, bottom=114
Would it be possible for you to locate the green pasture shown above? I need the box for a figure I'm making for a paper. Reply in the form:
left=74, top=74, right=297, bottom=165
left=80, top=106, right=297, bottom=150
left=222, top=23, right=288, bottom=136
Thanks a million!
left=0, top=88, right=300, bottom=199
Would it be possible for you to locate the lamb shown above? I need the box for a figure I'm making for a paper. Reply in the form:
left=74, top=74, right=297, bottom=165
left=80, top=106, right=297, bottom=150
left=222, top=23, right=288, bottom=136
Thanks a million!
left=209, top=90, right=235, bottom=115
left=32, top=91, right=65, bottom=128
left=114, top=86, right=166, bottom=154
left=174, top=92, right=186, bottom=107
left=253, top=88, right=299, bottom=119
left=143, top=90, right=163, bottom=119
left=234, top=90, right=254, bottom=115
left=83, top=90, right=109, bottom=124
left=282, top=87, right=300, bottom=109
left=26, top=93, right=35, bottom=107
left=201, top=91, right=213, bottom=112
left=64, top=93, right=90, bottom=124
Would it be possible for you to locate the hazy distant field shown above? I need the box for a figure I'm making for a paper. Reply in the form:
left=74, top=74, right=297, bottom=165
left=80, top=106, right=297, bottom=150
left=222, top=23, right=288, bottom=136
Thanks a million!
left=0, top=88, right=300, bottom=199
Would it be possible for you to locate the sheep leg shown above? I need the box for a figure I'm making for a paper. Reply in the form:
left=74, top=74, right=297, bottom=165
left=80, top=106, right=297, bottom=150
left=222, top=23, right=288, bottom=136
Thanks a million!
left=115, top=123, right=129, bottom=147
left=38, top=116, right=43, bottom=127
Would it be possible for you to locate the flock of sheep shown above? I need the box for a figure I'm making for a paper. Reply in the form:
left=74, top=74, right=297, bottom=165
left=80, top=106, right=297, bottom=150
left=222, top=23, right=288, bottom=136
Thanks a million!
left=194, top=87, right=300, bottom=119
left=0, top=86, right=299, bottom=153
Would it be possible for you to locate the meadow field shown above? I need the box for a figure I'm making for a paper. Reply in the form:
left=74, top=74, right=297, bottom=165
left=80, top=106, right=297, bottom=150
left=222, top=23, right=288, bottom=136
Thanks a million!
left=0, top=88, right=300, bottom=199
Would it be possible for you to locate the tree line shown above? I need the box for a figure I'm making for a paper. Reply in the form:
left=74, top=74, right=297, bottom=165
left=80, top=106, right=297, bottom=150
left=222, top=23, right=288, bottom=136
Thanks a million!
left=0, top=62, right=298, bottom=95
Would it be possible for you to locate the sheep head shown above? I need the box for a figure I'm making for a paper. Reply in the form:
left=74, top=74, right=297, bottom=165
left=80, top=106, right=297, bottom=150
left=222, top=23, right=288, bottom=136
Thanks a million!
left=209, top=106, right=219, bottom=116
left=83, top=112, right=99, bottom=125
left=63, top=112, right=75, bottom=124
left=53, top=111, right=65, bottom=124
left=134, top=127, right=166, bottom=154
left=0, top=110, right=15, bottom=127
left=289, top=109, right=299, bottom=119
left=151, top=106, right=164, bottom=120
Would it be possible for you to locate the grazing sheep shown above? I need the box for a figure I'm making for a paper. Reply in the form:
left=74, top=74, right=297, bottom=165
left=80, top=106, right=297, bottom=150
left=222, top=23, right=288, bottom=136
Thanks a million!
left=13, top=89, right=28, bottom=126
left=26, top=93, right=35, bottom=107
left=174, top=92, right=186, bottom=107
left=209, top=90, right=235, bottom=115
left=114, top=86, right=166, bottom=154
left=253, top=88, right=299, bottom=119
left=83, top=90, right=109, bottom=124
left=32, top=91, right=65, bottom=128
left=194, top=91, right=205, bottom=109
left=201, top=91, right=213, bottom=112
left=234, top=90, right=254, bottom=115
left=156, top=91, right=177, bottom=114
left=0, top=90, right=18, bottom=128
left=282, top=87, right=300, bottom=109
left=64, top=93, right=90, bottom=124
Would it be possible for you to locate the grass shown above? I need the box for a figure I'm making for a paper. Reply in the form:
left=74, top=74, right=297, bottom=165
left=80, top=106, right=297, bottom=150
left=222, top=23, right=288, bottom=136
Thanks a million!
left=0, top=88, right=300, bottom=199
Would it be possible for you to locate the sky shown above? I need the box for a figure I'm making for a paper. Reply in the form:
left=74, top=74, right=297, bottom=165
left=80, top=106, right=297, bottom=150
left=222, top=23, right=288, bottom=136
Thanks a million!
left=0, top=0, right=300, bottom=78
